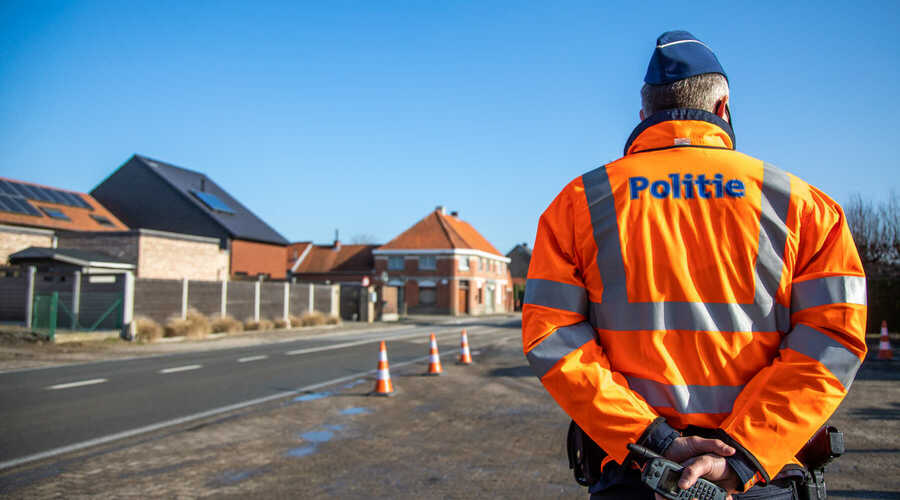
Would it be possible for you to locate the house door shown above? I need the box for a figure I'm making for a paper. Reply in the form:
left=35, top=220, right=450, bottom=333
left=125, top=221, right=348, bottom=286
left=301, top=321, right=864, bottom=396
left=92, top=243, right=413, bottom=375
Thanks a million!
left=485, top=286, right=495, bottom=314
left=457, top=281, right=469, bottom=314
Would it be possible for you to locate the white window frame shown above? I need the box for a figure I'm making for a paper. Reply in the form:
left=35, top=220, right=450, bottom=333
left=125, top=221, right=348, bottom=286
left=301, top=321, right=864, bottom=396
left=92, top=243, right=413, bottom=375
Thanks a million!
left=419, top=255, right=437, bottom=270
left=458, top=257, right=470, bottom=271
left=388, top=256, right=404, bottom=271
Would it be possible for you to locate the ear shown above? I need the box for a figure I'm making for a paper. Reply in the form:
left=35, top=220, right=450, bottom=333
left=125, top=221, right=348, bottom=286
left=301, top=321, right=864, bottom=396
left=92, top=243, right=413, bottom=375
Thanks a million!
left=640, top=109, right=645, bottom=121
left=714, top=95, right=730, bottom=123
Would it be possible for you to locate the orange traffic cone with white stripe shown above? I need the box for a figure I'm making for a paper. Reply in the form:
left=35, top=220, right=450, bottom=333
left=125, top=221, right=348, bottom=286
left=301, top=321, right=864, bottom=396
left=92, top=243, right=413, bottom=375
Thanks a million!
left=426, top=333, right=443, bottom=376
left=878, top=320, right=893, bottom=360
left=372, top=341, right=395, bottom=396
left=458, top=329, right=473, bottom=365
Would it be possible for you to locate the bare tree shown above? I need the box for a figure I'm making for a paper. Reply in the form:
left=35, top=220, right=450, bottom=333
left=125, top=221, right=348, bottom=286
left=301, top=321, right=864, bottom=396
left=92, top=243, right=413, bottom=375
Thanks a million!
left=845, top=192, right=899, bottom=266
left=349, top=233, right=379, bottom=245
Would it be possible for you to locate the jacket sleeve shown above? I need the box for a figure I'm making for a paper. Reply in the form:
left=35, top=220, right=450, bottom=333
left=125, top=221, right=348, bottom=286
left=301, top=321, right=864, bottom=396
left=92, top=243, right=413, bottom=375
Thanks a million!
left=719, top=185, right=868, bottom=485
left=522, top=182, right=677, bottom=465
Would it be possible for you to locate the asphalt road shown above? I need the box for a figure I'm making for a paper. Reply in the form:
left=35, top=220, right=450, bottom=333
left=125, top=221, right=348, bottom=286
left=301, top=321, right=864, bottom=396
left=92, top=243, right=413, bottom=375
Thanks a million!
left=0, top=319, right=514, bottom=469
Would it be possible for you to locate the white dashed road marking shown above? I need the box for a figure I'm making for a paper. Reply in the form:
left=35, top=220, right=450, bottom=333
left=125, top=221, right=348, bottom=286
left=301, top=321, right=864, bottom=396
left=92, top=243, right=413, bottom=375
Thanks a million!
left=238, top=355, right=268, bottom=363
left=47, top=378, right=108, bottom=390
left=159, top=365, right=202, bottom=374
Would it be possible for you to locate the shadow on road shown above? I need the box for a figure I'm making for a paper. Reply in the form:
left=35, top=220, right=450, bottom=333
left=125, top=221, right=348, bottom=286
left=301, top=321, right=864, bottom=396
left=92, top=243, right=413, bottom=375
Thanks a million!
left=827, top=491, right=900, bottom=499
left=488, top=365, right=532, bottom=378
left=849, top=402, right=900, bottom=420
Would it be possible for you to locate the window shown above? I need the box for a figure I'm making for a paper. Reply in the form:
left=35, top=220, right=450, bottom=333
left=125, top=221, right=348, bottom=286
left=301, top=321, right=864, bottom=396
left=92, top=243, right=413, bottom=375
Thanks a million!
left=419, top=255, right=436, bottom=270
left=39, top=206, right=70, bottom=221
left=90, top=214, right=115, bottom=227
left=419, top=287, right=436, bottom=305
left=458, top=256, right=470, bottom=271
left=388, top=256, right=404, bottom=270
left=478, top=258, right=484, bottom=271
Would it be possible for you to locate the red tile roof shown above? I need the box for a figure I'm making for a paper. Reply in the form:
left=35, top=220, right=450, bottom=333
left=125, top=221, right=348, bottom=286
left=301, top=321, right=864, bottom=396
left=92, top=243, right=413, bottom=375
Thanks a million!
left=0, top=177, right=128, bottom=232
left=378, top=209, right=502, bottom=256
left=288, top=242, right=378, bottom=273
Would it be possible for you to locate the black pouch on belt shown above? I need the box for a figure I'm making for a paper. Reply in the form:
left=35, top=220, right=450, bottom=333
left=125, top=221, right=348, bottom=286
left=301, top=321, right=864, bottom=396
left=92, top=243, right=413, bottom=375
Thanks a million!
left=567, top=420, right=608, bottom=487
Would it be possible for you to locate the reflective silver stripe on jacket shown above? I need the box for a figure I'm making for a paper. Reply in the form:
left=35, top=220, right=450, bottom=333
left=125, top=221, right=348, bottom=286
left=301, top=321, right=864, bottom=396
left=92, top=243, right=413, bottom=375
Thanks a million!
left=525, top=321, right=595, bottom=379
left=625, top=376, right=743, bottom=414
left=791, top=275, right=867, bottom=314
left=780, top=324, right=862, bottom=389
left=524, top=278, right=589, bottom=316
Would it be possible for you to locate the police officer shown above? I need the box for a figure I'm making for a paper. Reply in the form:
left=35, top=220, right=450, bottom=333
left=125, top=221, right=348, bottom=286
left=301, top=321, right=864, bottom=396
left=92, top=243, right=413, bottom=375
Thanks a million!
left=522, top=30, right=867, bottom=499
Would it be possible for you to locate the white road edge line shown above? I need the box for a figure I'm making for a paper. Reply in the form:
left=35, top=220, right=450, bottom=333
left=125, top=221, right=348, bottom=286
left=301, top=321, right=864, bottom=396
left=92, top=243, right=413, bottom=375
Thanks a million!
left=283, top=325, right=495, bottom=356
left=46, top=378, right=108, bottom=390
left=159, top=365, right=202, bottom=374
left=0, top=354, right=440, bottom=472
left=237, top=355, right=268, bottom=363
left=0, top=325, right=514, bottom=471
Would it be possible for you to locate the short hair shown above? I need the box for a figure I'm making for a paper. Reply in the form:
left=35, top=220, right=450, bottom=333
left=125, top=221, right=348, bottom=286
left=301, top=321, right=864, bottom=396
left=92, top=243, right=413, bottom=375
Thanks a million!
left=640, top=72, right=729, bottom=116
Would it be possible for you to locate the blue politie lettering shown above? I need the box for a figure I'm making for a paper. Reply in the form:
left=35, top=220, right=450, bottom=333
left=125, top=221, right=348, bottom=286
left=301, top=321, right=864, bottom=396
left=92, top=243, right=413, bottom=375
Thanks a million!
left=629, top=173, right=745, bottom=200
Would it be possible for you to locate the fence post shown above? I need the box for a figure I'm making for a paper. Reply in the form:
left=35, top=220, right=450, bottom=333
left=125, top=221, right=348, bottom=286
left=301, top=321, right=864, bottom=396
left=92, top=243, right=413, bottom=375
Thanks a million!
left=331, top=285, right=339, bottom=318
left=308, top=283, right=314, bottom=314
left=283, top=282, right=290, bottom=323
left=254, top=280, right=261, bottom=321
left=25, top=266, right=36, bottom=329
left=49, top=291, right=58, bottom=341
left=72, top=270, right=82, bottom=329
left=221, top=279, right=228, bottom=318
left=181, top=278, right=189, bottom=319
left=121, top=271, right=135, bottom=340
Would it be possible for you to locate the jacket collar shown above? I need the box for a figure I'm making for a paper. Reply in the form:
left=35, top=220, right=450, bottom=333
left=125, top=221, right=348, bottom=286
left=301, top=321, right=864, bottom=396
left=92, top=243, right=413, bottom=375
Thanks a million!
left=624, top=108, right=735, bottom=156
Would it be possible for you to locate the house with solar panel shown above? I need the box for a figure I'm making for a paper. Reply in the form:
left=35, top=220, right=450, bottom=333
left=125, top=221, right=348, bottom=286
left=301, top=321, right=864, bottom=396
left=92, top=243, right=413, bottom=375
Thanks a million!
left=0, top=177, right=129, bottom=265
left=91, top=155, right=290, bottom=280
left=372, top=206, right=513, bottom=315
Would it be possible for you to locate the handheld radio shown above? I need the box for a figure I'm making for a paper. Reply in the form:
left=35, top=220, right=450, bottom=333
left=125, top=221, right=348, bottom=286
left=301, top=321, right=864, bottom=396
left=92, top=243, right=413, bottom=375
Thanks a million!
left=627, top=443, right=728, bottom=500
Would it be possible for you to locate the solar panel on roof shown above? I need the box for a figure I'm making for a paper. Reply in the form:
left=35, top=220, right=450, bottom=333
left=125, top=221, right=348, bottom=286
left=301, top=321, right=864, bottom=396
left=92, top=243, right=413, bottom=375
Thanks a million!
left=46, top=189, right=70, bottom=205
left=191, top=190, right=236, bottom=214
left=0, top=180, right=17, bottom=196
left=0, top=194, right=41, bottom=216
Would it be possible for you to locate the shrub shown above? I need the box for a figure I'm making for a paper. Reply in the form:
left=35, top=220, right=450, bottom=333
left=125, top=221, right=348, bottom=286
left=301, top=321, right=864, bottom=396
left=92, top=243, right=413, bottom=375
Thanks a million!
left=326, top=315, right=341, bottom=325
left=289, top=314, right=304, bottom=327
left=164, top=309, right=210, bottom=339
left=134, top=316, right=163, bottom=343
left=273, top=317, right=290, bottom=329
left=300, top=312, right=327, bottom=327
left=244, top=319, right=274, bottom=331
left=210, top=314, right=243, bottom=334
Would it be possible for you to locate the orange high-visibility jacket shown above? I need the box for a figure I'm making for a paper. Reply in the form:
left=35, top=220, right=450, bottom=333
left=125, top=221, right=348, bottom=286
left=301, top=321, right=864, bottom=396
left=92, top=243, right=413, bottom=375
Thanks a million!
left=522, top=109, right=867, bottom=485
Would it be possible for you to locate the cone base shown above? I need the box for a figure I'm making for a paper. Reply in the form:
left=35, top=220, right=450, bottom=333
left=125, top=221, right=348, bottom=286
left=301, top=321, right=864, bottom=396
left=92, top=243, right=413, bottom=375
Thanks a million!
left=457, top=360, right=473, bottom=365
left=877, top=351, right=894, bottom=360
left=370, top=390, right=396, bottom=397
left=425, top=371, right=443, bottom=376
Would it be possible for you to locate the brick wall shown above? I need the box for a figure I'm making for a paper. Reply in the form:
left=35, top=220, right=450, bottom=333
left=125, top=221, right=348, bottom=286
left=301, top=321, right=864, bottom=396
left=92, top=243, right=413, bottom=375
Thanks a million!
left=58, top=231, right=227, bottom=281
left=139, top=234, right=228, bottom=281
left=0, top=229, right=54, bottom=265
left=231, top=239, right=287, bottom=279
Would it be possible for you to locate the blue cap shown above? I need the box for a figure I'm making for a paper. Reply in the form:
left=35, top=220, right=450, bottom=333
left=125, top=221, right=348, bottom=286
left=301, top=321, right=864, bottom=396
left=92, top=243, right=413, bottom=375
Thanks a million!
left=644, top=30, right=726, bottom=85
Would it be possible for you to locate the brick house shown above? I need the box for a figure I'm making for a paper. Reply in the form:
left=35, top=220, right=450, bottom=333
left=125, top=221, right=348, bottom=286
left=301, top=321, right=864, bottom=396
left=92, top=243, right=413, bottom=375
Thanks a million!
left=373, top=206, right=512, bottom=315
left=91, top=155, right=289, bottom=280
left=0, top=176, right=128, bottom=265
left=288, top=240, right=378, bottom=284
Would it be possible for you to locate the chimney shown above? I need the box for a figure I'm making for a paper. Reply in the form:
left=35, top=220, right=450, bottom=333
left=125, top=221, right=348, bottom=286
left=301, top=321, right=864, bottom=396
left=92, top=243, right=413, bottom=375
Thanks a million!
left=334, top=229, right=341, bottom=251
left=450, top=211, right=459, bottom=217
left=435, top=205, right=446, bottom=215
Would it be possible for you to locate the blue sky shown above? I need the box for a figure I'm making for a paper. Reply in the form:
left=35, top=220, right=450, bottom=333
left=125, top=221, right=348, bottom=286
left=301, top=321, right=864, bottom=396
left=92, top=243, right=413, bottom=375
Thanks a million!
left=2, top=1, right=898, bottom=254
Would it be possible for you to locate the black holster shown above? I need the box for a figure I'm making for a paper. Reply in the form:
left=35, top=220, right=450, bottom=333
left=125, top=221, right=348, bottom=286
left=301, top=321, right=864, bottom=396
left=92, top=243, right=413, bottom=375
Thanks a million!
left=567, top=420, right=607, bottom=486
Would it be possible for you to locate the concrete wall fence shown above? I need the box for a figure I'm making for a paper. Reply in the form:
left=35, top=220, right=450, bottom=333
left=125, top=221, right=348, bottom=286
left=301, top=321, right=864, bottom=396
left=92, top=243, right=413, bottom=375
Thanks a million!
left=0, top=268, right=340, bottom=331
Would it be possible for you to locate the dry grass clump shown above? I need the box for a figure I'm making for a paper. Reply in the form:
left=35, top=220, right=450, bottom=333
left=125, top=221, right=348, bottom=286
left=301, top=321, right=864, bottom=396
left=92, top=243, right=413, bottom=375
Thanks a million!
left=326, top=315, right=341, bottom=325
left=164, top=309, right=210, bottom=339
left=210, top=314, right=244, bottom=334
left=134, top=316, right=164, bottom=343
left=300, top=312, right=327, bottom=326
left=273, top=317, right=290, bottom=329
left=244, top=318, right=274, bottom=331
left=289, top=314, right=304, bottom=326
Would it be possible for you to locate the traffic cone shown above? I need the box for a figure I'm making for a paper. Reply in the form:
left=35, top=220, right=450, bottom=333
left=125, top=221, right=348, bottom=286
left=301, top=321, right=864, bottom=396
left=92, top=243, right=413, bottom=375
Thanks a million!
left=371, top=341, right=395, bottom=396
left=426, top=333, right=443, bottom=376
left=458, top=329, right=473, bottom=365
left=877, top=320, right=893, bottom=360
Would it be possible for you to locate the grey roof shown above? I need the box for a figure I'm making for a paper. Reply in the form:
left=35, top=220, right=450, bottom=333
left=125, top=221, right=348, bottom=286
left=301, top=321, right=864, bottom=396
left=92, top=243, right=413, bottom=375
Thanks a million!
left=132, top=155, right=289, bottom=246
left=10, top=247, right=135, bottom=269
